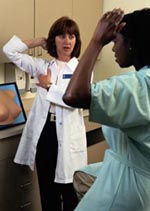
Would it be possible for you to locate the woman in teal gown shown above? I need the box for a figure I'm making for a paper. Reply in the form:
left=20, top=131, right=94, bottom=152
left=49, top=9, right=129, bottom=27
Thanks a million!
left=63, top=8, right=150, bottom=211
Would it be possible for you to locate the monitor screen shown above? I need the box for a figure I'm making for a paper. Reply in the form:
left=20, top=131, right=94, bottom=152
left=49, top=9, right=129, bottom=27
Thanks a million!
left=0, top=82, right=27, bottom=139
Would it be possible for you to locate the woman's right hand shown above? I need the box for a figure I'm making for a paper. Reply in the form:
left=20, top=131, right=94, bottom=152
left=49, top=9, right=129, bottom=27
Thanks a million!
left=24, top=37, right=47, bottom=49
left=40, top=37, right=47, bottom=50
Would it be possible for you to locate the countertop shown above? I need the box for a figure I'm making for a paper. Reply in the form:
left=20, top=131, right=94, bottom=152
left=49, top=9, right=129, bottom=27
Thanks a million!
left=21, top=91, right=101, bottom=132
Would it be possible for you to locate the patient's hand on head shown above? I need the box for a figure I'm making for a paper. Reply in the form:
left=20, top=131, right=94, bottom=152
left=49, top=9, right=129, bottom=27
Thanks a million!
left=0, top=90, right=22, bottom=125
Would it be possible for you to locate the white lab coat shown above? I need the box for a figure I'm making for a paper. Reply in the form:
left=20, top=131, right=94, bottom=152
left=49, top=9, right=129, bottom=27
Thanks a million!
left=3, top=35, right=87, bottom=183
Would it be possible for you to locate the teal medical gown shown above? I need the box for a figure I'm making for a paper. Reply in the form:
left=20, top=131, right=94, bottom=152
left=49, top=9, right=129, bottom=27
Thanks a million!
left=74, top=66, right=150, bottom=211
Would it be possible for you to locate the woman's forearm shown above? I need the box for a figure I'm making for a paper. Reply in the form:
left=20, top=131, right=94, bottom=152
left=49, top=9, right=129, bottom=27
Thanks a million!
left=63, top=38, right=103, bottom=108
left=24, top=37, right=47, bottom=49
left=63, top=9, right=124, bottom=108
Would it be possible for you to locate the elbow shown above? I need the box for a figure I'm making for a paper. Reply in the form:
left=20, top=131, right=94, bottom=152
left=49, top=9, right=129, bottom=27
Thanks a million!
left=3, top=44, right=10, bottom=55
left=3, top=45, right=11, bottom=61
left=63, top=92, right=90, bottom=109
left=63, top=93, right=79, bottom=108
left=3, top=46, right=7, bottom=55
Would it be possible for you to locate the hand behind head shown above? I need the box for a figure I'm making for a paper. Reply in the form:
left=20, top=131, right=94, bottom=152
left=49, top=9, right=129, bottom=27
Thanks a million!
left=93, top=8, right=124, bottom=46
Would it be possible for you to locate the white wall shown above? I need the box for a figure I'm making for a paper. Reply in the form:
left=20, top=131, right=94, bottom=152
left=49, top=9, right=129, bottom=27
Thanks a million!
left=103, top=0, right=150, bottom=12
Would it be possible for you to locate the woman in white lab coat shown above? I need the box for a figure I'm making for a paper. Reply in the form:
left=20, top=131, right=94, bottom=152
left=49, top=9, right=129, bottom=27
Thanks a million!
left=3, top=16, right=87, bottom=211
left=63, top=8, right=150, bottom=211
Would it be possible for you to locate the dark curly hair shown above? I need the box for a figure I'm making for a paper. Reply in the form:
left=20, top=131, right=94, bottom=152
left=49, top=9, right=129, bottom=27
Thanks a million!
left=46, top=16, right=81, bottom=58
left=120, top=8, right=150, bottom=67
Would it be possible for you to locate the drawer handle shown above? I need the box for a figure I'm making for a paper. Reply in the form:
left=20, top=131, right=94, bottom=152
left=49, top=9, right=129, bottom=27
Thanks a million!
left=20, top=181, right=31, bottom=189
left=19, top=201, right=32, bottom=209
left=28, top=48, right=34, bottom=56
left=37, top=46, right=42, bottom=56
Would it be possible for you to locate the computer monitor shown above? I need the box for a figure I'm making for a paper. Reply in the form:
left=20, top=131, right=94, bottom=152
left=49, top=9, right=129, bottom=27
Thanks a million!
left=0, top=82, right=27, bottom=139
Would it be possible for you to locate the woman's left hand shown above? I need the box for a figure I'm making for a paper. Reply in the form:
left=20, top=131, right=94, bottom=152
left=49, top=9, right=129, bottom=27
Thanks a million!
left=37, top=68, right=52, bottom=90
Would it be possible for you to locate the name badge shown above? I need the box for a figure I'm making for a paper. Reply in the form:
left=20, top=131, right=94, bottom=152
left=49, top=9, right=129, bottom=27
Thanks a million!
left=63, top=74, right=72, bottom=79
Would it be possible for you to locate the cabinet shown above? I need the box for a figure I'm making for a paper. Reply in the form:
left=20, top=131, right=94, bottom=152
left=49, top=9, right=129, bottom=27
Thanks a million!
left=72, top=0, right=103, bottom=56
left=0, top=135, right=42, bottom=211
left=0, top=0, right=103, bottom=63
left=35, top=0, right=103, bottom=59
left=34, top=0, right=72, bottom=60
left=0, top=0, right=72, bottom=63
left=0, top=0, right=34, bottom=63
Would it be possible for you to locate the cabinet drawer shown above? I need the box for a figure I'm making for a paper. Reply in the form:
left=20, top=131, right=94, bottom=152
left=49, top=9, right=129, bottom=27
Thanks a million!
left=0, top=135, right=20, bottom=160
left=0, top=159, right=41, bottom=211
left=14, top=165, right=40, bottom=192
left=0, top=159, right=17, bottom=210
left=16, top=188, right=41, bottom=211
left=15, top=166, right=41, bottom=211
